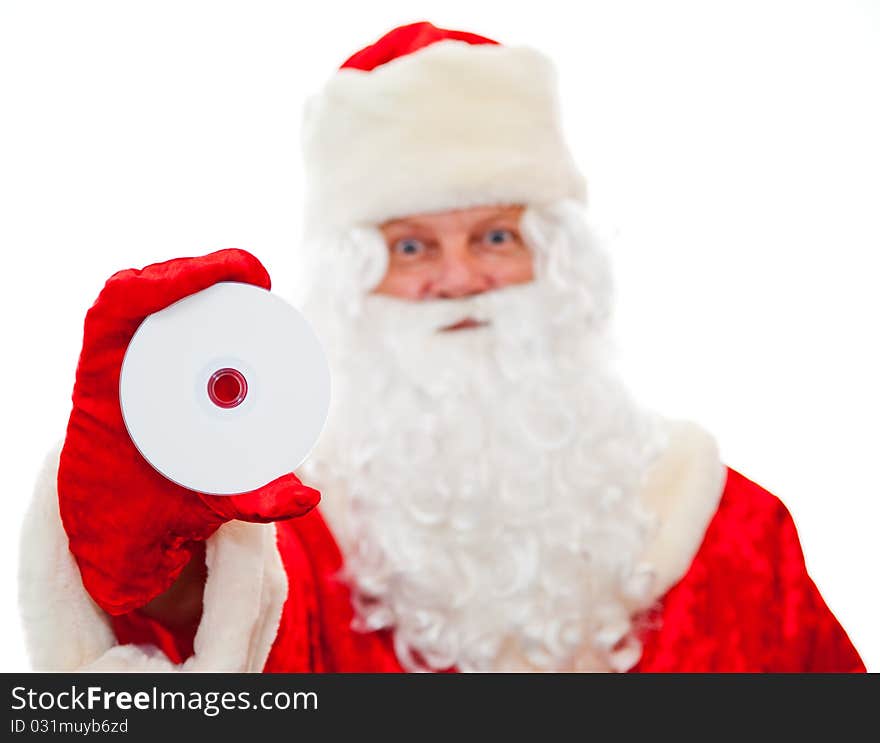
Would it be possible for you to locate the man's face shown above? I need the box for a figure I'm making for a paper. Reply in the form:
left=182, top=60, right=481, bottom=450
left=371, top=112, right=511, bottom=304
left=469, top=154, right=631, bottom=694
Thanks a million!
left=373, top=204, right=533, bottom=302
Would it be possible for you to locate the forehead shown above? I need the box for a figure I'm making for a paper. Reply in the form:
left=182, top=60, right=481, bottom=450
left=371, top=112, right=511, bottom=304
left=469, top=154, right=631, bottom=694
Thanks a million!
left=380, top=204, right=525, bottom=233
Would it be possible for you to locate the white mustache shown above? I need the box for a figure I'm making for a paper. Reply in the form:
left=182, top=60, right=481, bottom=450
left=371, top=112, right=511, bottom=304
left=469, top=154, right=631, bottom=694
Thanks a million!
left=360, top=280, right=557, bottom=339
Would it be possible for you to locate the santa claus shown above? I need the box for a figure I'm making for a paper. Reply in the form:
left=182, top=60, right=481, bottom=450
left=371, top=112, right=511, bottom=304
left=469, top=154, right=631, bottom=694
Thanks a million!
left=20, top=21, right=864, bottom=673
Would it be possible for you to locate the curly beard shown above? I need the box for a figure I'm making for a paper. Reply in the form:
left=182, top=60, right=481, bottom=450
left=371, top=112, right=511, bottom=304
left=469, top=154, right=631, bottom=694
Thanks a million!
left=300, top=202, right=668, bottom=672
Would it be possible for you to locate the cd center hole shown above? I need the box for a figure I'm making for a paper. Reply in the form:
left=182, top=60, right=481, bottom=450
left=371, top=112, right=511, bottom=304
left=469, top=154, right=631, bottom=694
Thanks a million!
left=208, top=368, right=248, bottom=409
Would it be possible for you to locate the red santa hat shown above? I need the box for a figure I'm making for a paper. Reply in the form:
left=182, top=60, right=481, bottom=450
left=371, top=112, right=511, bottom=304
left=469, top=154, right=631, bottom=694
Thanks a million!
left=301, top=21, right=586, bottom=237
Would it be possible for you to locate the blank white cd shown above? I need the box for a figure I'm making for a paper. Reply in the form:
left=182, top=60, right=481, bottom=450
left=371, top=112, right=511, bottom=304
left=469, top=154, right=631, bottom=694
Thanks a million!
left=119, top=282, right=331, bottom=495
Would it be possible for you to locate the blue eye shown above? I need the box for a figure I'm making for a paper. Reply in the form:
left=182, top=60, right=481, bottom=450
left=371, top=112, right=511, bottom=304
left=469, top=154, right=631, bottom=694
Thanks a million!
left=393, top=238, right=426, bottom=256
left=484, top=229, right=514, bottom=245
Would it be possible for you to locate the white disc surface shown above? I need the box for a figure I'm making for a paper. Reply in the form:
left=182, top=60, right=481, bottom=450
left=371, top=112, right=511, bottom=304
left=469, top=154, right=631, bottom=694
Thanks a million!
left=119, top=282, right=331, bottom=495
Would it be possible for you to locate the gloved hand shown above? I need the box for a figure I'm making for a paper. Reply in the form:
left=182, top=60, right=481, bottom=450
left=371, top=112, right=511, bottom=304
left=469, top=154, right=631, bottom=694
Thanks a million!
left=57, top=249, right=320, bottom=616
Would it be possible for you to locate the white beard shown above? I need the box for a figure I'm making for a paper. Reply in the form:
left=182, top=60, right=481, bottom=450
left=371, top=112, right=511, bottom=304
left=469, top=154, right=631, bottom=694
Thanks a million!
left=300, top=202, right=668, bottom=672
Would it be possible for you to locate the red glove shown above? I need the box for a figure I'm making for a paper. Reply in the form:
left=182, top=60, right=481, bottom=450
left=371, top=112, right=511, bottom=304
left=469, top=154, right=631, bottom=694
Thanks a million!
left=57, top=249, right=320, bottom=616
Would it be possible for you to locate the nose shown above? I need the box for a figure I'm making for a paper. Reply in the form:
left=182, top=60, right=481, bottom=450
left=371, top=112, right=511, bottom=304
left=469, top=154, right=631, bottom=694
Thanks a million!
left=428, top=253, right=493, bottom=299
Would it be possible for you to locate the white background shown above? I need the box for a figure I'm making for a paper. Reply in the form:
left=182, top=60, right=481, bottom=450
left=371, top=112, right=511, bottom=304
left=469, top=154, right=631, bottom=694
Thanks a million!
left=1, top=0, right=877, bottom=671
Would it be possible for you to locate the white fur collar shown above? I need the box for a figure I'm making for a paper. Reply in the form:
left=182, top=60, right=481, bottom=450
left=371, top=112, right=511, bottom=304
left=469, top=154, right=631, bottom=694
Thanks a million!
left=18, top=444, right=287, bottom=672
left=639, top=419, right=727, bottom=601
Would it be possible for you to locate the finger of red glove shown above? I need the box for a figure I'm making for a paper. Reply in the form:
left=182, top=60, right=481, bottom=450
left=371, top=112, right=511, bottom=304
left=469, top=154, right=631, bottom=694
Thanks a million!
left=93, top=248, right=271, bottom=332
left=200, top=473, right=321, bottom=524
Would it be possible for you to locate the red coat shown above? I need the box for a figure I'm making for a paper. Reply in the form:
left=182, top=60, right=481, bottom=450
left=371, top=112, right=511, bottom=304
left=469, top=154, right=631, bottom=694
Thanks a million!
left=113, top=467, right=865, bottom=673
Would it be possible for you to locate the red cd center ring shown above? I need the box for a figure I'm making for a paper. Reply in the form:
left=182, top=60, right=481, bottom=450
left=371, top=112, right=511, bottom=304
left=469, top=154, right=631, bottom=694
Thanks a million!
left=207, top=367, right=248, bottom=409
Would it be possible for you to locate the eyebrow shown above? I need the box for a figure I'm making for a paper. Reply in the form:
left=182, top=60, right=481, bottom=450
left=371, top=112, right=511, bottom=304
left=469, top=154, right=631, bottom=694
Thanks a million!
left=381, top=218, right=430, bottom=232
left=469, top=210, right=523, bottom=232
left=382, top=207, right=524, bottom=234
